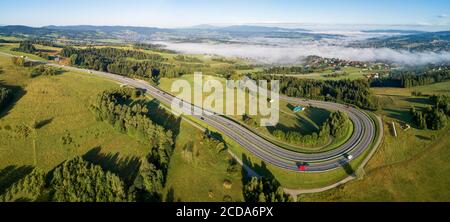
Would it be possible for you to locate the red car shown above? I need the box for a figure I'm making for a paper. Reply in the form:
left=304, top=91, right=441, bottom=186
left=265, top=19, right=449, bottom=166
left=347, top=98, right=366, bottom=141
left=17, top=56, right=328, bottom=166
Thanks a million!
left=297, top=164, right=308, bottom=171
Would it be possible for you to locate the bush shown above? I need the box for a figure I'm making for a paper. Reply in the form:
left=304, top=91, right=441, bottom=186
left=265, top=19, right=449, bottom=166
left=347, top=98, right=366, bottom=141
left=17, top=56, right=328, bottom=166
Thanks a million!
left=30, top=65, right=64, bottom=78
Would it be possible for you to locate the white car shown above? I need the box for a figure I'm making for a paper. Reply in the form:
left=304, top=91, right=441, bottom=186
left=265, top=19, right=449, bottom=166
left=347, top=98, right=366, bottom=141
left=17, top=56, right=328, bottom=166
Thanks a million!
left=347, top=155, right=354, bottom=160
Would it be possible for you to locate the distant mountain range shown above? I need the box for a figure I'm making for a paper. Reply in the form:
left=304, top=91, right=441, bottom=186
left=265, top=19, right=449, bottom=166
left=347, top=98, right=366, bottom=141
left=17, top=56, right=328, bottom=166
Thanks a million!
left=353, top=31, right=450, bottom=52
left=0, top=25, right=337, bottom=42
left=0, top=25, right=449, bottom=52
left=185, top=24, right=310, bottom=32
left=361, top=29, right=426, bottom=35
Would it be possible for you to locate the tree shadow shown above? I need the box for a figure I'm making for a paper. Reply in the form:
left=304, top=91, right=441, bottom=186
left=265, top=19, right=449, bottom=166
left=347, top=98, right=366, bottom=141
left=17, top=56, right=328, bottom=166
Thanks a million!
left=241, top=154, right=276, bottom=184
left=83, top=147, right=141, bottom=185
left=403, top=97, right=433, bottom=106
left=207, top=130, right=226, bottom=143
left=147, top=99, right=182, bottom=140
left=384, top=108, right=412, bottom=123
left=338, top=160, right=355, bottom=176
left=0, top=165, right=34, bottom=195
left=165, top=186, right=181, bottom=202
left=416, top=135, right=432, bottom=141
left=0, top=81, right=27, bottom=119
left=34, top=118, right=54, bottom=129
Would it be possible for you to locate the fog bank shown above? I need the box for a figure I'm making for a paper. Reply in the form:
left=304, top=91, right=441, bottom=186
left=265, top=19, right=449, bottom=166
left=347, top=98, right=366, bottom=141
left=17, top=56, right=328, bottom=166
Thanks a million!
left=159, top=41, right=450, bottom=65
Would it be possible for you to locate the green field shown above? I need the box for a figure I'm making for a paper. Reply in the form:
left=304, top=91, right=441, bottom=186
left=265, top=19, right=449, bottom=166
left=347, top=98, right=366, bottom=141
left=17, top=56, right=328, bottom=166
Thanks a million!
left=0, top=54, right=247, bottom=201
left=0, top=54, right=151, bottom=171
left=159, top=74, right=353, bottom=152
left=268, top=67, right=379, bottom=81
left=177, top=110, right=380, bottom=190
left=164, top=120, right=244, bottom=202
left=298, top=83, right=450, bottom=201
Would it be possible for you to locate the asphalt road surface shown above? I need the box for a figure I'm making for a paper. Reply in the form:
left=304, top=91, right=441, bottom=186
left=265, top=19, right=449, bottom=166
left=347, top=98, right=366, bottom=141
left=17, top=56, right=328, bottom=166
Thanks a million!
left=0, top=52, right=378, bottom=172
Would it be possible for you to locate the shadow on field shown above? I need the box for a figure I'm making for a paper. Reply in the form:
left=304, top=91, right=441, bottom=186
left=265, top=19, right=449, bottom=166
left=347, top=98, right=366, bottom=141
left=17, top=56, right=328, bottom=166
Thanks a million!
left=83, top=147, right=141, bottom=185
left=147, top=99, right=182, bottom=141
left=34, top=118, right=54, bottom=129
left=0, top=81, right=26, bottom=119
left=0, top=165, right=34, bottom=195
left=384, top=108, right=412, bottom=123
left=338, top=160, right=355, bottom=176
left=241, top=154, right=284, bottom=202
left=416, top=135, right=432, bottom=141
left=403, top=97, right=433, bottom=106
left=165, top=186, right=181, bottom=202
left=241, top=154, right=276, bottom=181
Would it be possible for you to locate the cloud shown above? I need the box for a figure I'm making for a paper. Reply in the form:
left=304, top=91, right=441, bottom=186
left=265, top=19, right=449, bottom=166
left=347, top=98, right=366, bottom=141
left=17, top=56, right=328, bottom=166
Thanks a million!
left=158, top=41, right=450, bottom=65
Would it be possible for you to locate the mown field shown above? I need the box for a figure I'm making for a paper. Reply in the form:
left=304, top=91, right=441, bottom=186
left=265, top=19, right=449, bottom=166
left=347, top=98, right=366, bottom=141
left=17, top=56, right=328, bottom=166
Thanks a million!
left=299, top=83, right=450, bottom=201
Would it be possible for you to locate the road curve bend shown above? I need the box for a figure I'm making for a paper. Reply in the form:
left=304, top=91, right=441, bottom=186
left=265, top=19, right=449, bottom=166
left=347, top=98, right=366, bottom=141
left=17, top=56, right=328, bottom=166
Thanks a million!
left=0, top=51, right=379, bottom=173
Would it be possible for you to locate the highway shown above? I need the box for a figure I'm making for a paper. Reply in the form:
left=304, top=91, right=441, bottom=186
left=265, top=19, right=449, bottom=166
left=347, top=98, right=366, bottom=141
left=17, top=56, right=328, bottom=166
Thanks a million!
left=0, top=52, right=379, bottom=172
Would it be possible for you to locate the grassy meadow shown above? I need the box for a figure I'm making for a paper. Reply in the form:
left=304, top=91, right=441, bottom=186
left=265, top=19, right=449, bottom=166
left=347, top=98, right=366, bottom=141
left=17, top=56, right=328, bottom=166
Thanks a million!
left=0, top=54, right=150, bottom=171
left=159, top=74, right=353, bottom=153
left=164, top=120, right=244, bottom=202
left=298, top=83, right=450, bottom=201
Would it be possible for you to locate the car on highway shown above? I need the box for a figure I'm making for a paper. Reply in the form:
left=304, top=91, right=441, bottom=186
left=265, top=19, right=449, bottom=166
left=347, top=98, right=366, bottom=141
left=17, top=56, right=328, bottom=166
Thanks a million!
left=297, top=162, right=309, bottom=171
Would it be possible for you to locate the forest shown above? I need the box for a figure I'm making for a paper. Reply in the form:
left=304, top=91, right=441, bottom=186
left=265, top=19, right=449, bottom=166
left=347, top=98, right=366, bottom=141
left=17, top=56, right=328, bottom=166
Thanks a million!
left=250, top=73, right=378, bottom=110
left=60, top=47, right=194, bottom=80
left=370, top=66, right=449, bottom=88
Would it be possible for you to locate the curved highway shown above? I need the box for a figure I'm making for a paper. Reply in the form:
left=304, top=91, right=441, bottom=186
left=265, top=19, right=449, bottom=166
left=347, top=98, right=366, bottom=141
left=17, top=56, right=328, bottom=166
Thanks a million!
left=0, top=51, right=378, bottom=172
left=65, top=66, right=377, bottom=172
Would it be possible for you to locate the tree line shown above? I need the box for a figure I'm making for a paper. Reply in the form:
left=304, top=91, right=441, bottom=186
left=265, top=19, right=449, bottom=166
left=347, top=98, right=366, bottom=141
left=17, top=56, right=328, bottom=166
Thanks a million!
left=272, top=111, right=350, bottom=146
left=12, top=41, right=57, bottom=60
left=243, top=177, right=292, bottom=202
left=12, top=41, right=37, bottom=53
left=263, top=66, right=314, bottom=75
left=410, top=95, right=449, bottom=130
left=91, top=88, right=175, bottom=201
left=250, top=73, right=378, bottom=110
left=1, top=88, right=178, bottom=202
left=60, top=47, right=194, bottom=80
left=370, top=66, right=449, bottom=88
left=0, top=157, right=128, bottom=202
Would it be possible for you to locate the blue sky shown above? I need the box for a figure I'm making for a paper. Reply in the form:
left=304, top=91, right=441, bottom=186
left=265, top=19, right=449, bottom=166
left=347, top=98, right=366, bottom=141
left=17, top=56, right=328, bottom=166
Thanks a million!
left=1, top=0, right=449, bottom=28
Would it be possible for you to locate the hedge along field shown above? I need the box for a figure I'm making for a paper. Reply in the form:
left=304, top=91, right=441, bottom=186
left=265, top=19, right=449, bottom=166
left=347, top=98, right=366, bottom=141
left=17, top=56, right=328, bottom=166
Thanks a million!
left=0, top=54, right=149, bottom=171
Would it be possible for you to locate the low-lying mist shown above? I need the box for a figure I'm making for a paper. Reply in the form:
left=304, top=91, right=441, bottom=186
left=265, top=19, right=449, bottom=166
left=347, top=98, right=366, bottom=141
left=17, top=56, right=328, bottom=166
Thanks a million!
left=158, top=41, right=450, bottom=65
